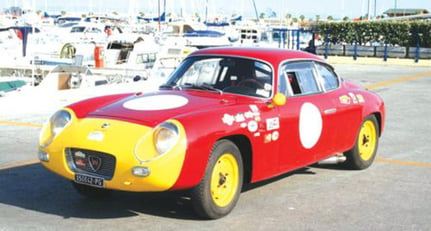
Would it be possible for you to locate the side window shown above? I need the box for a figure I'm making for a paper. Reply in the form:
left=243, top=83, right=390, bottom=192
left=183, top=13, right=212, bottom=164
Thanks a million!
left=316, top=63, right=339, bottom=91
left=278, top=72, right=287, bottom=95
left=280, top=62, right=321, bottom=96
left=223, top=59, right=272, bottom=98
left=287, top=72, right=302, bottom=94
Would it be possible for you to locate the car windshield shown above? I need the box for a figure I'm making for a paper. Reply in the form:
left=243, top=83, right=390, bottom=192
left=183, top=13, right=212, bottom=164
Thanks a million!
left=161, top=56, right=273, bottom=98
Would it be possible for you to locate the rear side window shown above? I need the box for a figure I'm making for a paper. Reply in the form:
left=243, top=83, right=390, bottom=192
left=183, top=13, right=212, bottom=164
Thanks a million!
left=279, top=62, right=321, bottom=96
left=315, top=63, right=339, bottom=91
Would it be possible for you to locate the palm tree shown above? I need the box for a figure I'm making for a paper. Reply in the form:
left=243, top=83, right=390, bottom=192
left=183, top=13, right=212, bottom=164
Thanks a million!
left=299, top=15, right=305, bottom=21
left=285, top=13, right=292, bottom=19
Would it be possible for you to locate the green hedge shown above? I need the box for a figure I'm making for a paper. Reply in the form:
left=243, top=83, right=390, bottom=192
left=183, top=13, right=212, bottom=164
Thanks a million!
left=314, top=21, right=431, bottom=48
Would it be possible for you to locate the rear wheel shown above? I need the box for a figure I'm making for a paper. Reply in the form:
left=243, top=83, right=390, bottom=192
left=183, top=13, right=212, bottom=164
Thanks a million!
left=72, top=182, right=111, bottom=199
left=344, top=115, right=379, bottom=170
left=191, top=140, right=243, bottom=219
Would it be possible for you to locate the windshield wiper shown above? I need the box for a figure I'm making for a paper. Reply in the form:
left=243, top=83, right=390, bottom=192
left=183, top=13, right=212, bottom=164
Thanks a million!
left=159, top=84, right=181, bottom=90
left=182, top=83, right=222, bottom=94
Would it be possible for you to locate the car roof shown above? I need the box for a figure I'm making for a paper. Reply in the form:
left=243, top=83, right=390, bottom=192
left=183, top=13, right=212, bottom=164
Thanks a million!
left=189, top=47, right=325, bottom=64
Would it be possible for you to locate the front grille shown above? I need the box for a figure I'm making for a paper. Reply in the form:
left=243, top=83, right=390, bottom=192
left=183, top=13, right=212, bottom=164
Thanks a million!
left=66, top=148, right=116, bottom=180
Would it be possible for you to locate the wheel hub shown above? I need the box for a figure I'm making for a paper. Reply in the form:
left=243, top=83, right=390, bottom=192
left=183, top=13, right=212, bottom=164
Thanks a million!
left=218, top=172, right=227, bottom=187
left=362, top=134, right=369, bottom=146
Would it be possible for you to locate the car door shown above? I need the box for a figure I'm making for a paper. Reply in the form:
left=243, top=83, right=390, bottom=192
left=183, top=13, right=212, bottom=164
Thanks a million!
left=276, top=61, right=341, bottom=172
left=314, top=62, right=363, bottom=154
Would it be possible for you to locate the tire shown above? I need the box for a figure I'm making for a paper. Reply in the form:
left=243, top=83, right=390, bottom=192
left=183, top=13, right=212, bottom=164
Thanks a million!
left=191, top=140, right=244, bottom=219
left=72, top=182, right=111, bottom=199
left=344, top=114, right=379, bottom=170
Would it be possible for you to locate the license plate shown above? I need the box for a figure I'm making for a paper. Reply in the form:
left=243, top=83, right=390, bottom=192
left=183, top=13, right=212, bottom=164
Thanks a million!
left=74, top=174, right=104, bottom=188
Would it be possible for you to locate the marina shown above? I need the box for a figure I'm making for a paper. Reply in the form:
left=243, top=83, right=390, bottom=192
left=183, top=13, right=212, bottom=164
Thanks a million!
left=1, top=1, right=320, bottom=98
left=1, top=1, right=431, bottom=229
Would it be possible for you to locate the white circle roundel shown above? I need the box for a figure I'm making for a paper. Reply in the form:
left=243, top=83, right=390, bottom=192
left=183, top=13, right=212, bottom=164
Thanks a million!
left=123, top=95, right=189, bottom=111
left=299, top=102, right=322, bottom=149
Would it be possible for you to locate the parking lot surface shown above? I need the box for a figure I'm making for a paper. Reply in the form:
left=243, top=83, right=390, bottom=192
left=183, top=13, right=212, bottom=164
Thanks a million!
left=0, top=63, right=430, bottom=231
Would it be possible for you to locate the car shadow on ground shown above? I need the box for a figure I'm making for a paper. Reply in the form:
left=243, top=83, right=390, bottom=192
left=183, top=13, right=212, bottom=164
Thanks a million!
left=242, top=167, right=317, bottom=192
left=0, top=163, right=197, bottom=220
left=0, top=163, right=339, bottom=221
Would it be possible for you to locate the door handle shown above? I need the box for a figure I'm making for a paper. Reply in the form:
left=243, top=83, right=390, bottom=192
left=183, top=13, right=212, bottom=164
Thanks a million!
left=324, top=108, right=337, bottom=114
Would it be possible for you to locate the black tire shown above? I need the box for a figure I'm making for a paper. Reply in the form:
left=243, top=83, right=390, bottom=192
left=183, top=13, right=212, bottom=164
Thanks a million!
left=344, top=114, right=380, bottom=170
left=72, top=182, right=111, bottom=199
left=191, top=140, right=244, bottom=219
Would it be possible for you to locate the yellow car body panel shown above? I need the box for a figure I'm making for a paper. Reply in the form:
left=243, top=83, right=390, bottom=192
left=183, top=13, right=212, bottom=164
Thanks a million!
left=39, top=109, right=187, bottom=192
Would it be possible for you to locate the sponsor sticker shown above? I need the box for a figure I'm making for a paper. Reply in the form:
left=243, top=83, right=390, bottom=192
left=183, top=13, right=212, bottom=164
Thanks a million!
left=264, top=134, right=272, bottom=143
left=339, top=95, right=351, bottom=104
left=356, top=94, right=365, bottom=103
left=266, top=117, right=280, bottom=131
left=235, top=113, right=246, bottom=122
left=349, top=92, right=358, bottom=104
left=222, top=113, right=235, bottom=126
left=87, top=131, right=104, bottom=141
left=271, top=131, right=279, bottom=141
left=248, top=120, right=258, bottom=133
left=249, top=105, right=260, bottom=116
left=244, top=111, right=254, bottom=119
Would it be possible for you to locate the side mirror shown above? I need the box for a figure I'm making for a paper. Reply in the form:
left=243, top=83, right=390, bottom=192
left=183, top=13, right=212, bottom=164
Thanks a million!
left=268, top=93, right=286, bottom=108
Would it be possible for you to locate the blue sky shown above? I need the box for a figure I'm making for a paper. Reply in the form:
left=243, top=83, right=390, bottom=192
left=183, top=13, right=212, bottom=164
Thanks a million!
left=1, top=0, right=431, bottom=19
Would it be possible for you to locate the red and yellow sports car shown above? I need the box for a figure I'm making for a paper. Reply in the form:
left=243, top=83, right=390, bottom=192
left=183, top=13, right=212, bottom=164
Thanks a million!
left=38, top=47, right=385, bottom=219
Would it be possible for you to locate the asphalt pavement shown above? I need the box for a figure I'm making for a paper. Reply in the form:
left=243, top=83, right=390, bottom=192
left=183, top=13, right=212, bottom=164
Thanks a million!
left=0, top=62, right=430, bottom=231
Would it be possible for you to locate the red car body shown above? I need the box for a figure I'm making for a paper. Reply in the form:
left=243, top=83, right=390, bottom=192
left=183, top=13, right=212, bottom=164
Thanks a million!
left=39, top=47, right=385, bottom=219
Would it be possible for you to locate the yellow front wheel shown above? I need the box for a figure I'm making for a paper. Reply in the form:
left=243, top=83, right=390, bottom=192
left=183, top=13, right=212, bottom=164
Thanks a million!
left=344, top=115, right=379, bottom=170
left=192, top=140, right=243, bottom=219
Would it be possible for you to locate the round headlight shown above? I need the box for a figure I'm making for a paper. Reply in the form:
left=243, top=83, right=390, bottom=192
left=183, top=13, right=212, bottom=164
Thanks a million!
left=154, top=122, right=179, bottom=155
left=39, top=110, right=71, bottom=148
left=51, top=110, right=71, bottom=135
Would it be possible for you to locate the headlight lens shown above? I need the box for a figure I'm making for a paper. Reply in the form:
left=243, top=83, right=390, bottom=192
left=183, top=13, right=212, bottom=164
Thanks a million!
left=154, top=122, right=179, bottom=155
left=39, top=110, right=71, bottom=148
left=51, top=110, right=71, bottom=134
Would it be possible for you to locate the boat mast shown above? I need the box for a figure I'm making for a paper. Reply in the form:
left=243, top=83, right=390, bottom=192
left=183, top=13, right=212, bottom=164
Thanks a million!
left=158, top=0, right=161, bottom=32
left=205, top=0, right=209, bottom=24
left=252, top=0, right=259, bottom=22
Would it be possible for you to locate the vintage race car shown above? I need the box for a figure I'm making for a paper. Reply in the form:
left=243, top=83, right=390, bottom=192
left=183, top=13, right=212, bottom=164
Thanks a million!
left=38, top=47, right=385, bottom=219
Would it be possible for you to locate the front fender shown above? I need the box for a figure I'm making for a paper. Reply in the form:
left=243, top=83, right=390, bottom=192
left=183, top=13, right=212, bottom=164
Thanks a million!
left=170, top=111, right=255, bottom=190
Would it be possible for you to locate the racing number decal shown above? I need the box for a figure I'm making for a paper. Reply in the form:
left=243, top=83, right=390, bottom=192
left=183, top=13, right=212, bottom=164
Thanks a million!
left=299, top=102, right=322, bottom=149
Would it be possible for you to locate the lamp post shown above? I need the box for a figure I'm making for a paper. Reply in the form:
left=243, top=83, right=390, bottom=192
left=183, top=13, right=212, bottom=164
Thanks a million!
left=374, top=0, right=377, bottom=18
left=367, top=0, right=370, bottom=20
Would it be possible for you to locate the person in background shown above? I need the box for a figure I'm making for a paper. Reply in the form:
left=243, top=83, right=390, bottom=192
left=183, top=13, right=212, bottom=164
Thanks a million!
left=104, top=25, right=112, bottom=37
left=303, top=39, right=316, bottom=54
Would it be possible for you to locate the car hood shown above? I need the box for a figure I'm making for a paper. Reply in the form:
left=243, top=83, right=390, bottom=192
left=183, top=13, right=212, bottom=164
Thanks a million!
left=87, top=90, right=250, bottom=127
